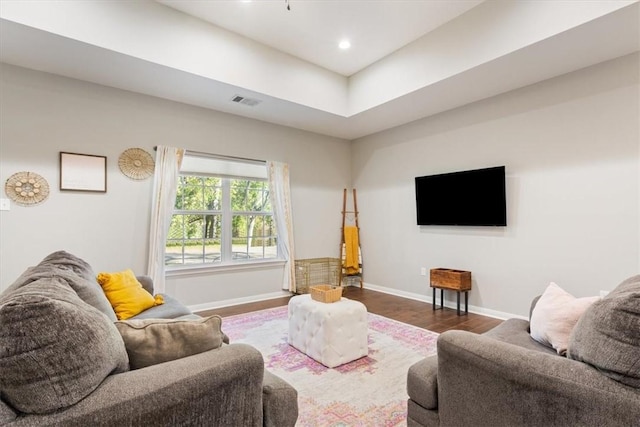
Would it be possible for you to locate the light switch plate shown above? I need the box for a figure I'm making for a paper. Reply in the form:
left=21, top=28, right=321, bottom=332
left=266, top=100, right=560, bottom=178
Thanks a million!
left=0, top=198, right=10, bottom=211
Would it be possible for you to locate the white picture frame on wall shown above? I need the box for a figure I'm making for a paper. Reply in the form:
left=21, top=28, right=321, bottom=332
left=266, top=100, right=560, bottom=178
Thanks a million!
left=59, top=152, right=107, bottom=192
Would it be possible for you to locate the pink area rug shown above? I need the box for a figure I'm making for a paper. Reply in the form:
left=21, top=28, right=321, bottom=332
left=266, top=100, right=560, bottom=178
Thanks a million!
left=222, top=305, right=438, bottom=427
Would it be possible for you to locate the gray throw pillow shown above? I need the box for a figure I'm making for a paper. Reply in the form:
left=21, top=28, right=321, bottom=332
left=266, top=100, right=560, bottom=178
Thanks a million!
left=0, top=277, right=129, bottom=414
left=567, top=275, right=640, bottom=387
left=115, top=316, right=224, bottom=369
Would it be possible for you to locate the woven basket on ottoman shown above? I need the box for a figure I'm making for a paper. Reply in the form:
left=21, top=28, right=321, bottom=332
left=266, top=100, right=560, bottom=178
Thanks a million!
left=287, top=294, right=368, bottom=368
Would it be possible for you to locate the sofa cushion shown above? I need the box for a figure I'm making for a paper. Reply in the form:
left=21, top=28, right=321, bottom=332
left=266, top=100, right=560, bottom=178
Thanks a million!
left=530, top=282, right=599, bottom=355
left=0, top=277, right=129, bottom=414
left=115, top=316, right=224, bottom=369
left=568, top=275, right=640, bottom=388
left=129, top=293, right=192, bottom=320
left=97, top=269, right=164, bottom=320
left=6, top=250, right=117, bottom=321
left=262, top=370, right=299, bottom=427
left=484, top=318, right=557, bottom=355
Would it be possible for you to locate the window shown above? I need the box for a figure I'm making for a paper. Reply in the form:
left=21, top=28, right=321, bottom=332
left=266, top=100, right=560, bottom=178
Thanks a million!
left=165, top=156, right=277, bottom=267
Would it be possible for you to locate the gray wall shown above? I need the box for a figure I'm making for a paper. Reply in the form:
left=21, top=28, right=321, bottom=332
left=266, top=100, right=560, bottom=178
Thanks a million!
left=351, top=53, right=639, bottom=318
left=0, top=64, right=351, bottom=306
left=1, top=53, right=638, bottom=317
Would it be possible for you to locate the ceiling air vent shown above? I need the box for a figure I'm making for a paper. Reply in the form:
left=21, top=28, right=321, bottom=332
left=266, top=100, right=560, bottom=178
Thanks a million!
left=231, top=95, right=262, bottom=107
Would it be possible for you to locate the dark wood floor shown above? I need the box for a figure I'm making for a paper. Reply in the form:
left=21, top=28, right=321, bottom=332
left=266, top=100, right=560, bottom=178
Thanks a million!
left=198, top=286, right=502, bottom=334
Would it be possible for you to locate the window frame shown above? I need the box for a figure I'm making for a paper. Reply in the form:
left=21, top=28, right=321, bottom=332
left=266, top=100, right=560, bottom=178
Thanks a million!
left=165, top=172, right=281, bottom=273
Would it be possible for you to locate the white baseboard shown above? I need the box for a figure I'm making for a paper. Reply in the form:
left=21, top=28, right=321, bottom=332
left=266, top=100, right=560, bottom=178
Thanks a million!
left=188, top=290, right=292, bottom=313
left=358, top=282, right=525, bottom=321
left=189, top=284, right=525, bottom=321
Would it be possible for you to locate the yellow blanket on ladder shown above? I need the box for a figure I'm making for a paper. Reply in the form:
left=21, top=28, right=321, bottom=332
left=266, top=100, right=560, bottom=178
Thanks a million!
left=344, top=226, right=360, bottom=275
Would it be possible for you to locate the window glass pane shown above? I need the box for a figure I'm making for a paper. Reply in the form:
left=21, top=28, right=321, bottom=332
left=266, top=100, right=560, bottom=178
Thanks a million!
left=262, top=190, right=272, bottom=211
left=167, top=214, right=184, bottom=239
left=175, top=176, right=203, bottom=210
left=183, top=240, right=204, bottom=264
left=231, top=179, right=270, bottom=213
left=204, top=239, right=221, bottom=263
left=230, top=214, right=278, bottom=260
left=203, top=214, right=221, bottom=239
left=165, top=246, right=184, bottom=265
left=232, top=214, right=248, bottom=238
left=257, top=215, right=277, bottom=259
left=203, top=176, right=221, bottom=186
left=231, top=180, right=250, bottom=211
left=203, top=178, right=222, bottom=211
left=232, top=214, right=249, bottom=260
left=184, top=215, right=204, bottom=238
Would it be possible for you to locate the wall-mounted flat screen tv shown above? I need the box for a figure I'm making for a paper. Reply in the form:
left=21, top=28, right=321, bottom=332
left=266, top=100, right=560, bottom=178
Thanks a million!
left=415, top=166, right=507, bottom=226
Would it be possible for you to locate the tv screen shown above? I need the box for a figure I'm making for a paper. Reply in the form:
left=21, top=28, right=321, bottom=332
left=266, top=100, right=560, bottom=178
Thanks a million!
left=415, top=166, right=506, bottom=226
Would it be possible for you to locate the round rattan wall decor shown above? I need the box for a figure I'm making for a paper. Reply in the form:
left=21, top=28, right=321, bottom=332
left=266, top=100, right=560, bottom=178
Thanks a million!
left=5, top=171, right=50, bottom=206
left=118, top=148, right=155, bottom=180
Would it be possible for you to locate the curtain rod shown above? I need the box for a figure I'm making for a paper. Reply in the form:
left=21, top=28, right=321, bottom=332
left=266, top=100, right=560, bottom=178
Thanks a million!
left=154, top=146, right=266, bottom=165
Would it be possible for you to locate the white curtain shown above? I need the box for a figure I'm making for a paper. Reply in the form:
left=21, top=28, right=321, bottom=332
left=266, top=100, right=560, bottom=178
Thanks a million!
left=147, top=146, right=184, bottom=294
left=267, top=161, right=296, bottom=292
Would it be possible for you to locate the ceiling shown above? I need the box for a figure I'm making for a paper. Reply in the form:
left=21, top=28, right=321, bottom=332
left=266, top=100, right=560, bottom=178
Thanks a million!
left=0, top=1, right=638, bottom=140
left=157, top=0, right=483, bottom=76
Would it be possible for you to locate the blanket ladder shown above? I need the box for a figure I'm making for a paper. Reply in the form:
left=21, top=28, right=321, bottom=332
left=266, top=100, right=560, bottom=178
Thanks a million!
left=339, top=188, right=363, bottom=288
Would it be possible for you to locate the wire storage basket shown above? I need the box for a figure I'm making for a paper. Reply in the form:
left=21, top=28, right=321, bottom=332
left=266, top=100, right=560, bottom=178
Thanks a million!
left=294, top=258, right=341, bottom=294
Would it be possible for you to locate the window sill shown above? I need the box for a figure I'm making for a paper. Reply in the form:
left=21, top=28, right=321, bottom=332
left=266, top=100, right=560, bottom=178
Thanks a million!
left=165, top=259, right=286, bottom=278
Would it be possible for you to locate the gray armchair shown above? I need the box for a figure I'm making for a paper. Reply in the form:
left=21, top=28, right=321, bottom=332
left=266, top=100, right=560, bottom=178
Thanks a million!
left=407, top=276, right=640, bottom=426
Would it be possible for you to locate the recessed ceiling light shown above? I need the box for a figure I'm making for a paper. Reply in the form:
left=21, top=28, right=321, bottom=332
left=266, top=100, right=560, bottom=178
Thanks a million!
left=339, top=40, right=351, bottom=50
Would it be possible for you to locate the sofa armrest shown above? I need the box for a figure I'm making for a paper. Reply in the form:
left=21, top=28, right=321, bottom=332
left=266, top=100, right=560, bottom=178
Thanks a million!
left=262, top=370, right=298, bottom=427
left=407, top=354, right=438, bottom=410
left=437, top=330, right=640, bottom=427
left=10, top=344, right=265, bottom=427
left=136, top=275, right=154, bottom=295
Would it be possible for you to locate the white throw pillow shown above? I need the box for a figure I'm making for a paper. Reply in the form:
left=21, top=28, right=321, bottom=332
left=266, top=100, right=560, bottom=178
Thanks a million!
left=529, top=282, right=599, bottom=356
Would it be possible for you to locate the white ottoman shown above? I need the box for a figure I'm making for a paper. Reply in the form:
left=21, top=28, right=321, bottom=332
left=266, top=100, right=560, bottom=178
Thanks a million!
left=288, top=294, right=368, bottom=368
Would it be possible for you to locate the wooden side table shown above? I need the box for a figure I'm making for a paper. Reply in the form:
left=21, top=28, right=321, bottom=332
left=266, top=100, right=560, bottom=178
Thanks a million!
left=430, top=268, right=472, bottom=315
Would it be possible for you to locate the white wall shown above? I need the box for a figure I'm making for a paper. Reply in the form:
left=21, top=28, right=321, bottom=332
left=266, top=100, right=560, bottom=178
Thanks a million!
left=0, top=64, right=351, bottom=305
left=2, top=53, right=638, bottom=316
left=352, top=53, right=640, bottom=317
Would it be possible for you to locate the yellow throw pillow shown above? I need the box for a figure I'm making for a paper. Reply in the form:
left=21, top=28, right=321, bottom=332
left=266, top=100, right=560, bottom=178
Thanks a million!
left=96, top=269, right=163, bottom=320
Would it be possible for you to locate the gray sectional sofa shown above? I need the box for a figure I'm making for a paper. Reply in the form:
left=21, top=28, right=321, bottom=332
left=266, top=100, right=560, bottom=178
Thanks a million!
left=407, top=275, right=640, bottom=427
left=0, top=251, right=298, bottom=426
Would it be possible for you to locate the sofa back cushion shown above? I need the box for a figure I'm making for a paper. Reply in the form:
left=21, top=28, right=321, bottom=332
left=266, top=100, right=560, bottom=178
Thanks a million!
left=567, top=275, right=640, bottom=388
left=0, top=277, right=129, bottom=414
left=6, top=250, right=117, bottom=321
